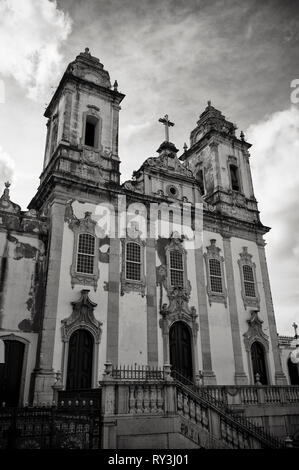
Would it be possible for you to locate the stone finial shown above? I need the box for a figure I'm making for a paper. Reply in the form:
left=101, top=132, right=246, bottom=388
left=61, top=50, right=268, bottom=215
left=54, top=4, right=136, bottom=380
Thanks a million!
left=207, top=100, right=211, bottom=107
left=183, top=142, right=188, bottom=152
left=113, top=80, right=118, bottom=91
left=255, top=372, right=262, bottom=386
left=2, top=181, right=10, bottom=201
left=84, top=47, right=91, bottom=55
left=240, top=130, right=245, bottom=141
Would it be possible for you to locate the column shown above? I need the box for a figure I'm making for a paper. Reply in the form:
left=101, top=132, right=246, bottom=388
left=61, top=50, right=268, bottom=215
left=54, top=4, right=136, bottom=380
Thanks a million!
left=195, top=244, right=216, bottom=384
left=257, top=240, right=287, bottom=384
left=62, top=88, right=73, bottom=143
left=33, top=199, right=65, bottom=404
left=222, top=234, right=248, bottom=384
left=146, top=238, right=158, bottom=365
left=106, top=216, right=120, bottom=366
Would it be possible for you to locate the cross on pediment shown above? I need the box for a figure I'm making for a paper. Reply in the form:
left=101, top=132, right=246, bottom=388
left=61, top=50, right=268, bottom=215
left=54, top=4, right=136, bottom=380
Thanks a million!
left=159, top=114, right=174, bottom=142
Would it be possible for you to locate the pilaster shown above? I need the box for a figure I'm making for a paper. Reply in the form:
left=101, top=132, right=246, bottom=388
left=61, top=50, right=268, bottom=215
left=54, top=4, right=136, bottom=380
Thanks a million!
left=222, top=233, right=248, bottom=385
left=257, top=240, right=287, bottom=384
left=33, top=199, right=66, bottom=404
left=146, top=238, right=158, bottom=365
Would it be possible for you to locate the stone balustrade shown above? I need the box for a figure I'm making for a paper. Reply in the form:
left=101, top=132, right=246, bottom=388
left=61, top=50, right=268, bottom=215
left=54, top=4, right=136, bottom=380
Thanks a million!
left=204, top=385, right=299, bottom=407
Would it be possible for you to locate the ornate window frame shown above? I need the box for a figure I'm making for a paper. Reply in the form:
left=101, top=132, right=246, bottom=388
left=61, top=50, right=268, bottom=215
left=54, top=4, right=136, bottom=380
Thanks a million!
left=69, top=211, right=99, bottom=291
left=227, top=155, right=243, bottom=193
left=121, top=237, right=146, bottom=297
left=61, top=289, right=102, bottom=389
left=238, top=247, right=260, bottom=309
left=204, top=239, right=227, bottom=307
left=165, top=237, right=188, bottom=291
left=81, top=107, right=103, bottom=151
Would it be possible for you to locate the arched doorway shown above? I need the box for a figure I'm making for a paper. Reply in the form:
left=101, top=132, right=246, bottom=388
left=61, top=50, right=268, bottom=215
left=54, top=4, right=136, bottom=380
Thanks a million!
left=287, top=357, right=299, bottom=385
left=169, top=321, right=193, bottom=381
left=66, top=329, right=93, bottom=390
left=0, top=340, right=25, bottom=406
left=251, top=341, right=268, bottom=385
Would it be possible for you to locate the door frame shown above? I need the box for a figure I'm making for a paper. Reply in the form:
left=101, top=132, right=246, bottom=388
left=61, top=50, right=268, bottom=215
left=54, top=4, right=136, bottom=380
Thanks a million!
left=248, top=340, right=271, bottom=385
left=62, top=326, right=99, bottom=390
left=169, top=320, right=194, bottom=380
left=0, top=334, right=29, bottom=406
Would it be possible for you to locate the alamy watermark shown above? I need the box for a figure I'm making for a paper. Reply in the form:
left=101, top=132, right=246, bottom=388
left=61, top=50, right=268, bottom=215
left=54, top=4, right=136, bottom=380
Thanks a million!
left=290, top=79, right=299, bottom=104
left=91, top=195, right=204, bottom=249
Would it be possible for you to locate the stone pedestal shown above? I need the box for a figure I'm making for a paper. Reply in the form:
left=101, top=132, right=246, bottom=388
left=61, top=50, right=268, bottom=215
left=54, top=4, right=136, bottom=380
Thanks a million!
left=33, top=370, right=56, bottom=405
left=234, top=372, right=249, bottom=385
left=202, top=370, right=217, bottom=385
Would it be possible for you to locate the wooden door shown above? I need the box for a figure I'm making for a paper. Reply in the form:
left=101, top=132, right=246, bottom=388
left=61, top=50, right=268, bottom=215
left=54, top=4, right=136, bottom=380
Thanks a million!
left=169, top=321, right=193, bottom=381
left=0, top=340, right=25, bottom=406
left=66, top=330, right=93, bottom=390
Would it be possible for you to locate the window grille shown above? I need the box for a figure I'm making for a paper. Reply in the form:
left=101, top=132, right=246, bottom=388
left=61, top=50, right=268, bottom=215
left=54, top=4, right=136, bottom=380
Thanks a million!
left=170, top=250, right=184, bottom=287
left=126, top=242, right=141, bottom=281
left=243, top=265, right=256, bottom=297
left=76, top=233, right=95, bottom=274
left=209, top=258, right=223, bottom=293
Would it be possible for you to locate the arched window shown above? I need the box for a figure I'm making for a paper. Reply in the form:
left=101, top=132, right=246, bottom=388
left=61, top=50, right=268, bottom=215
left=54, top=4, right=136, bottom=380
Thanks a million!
left=84, top=115, right=99, bottom=148
left=76, top=233, right=95, bottom=275
left=243, top=265, right=256, bottom=297
left=126, top=242, right=141, bottom=281
left=230, top=164, right=240, bottom=191
left=169, top=250, right=184, bottom=287
left=209, top=258, right=223, bottom=293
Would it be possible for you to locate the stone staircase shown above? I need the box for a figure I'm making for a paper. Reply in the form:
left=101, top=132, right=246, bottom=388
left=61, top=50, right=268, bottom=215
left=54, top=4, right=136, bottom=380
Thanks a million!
left=99, top=364, right=287, bottom=449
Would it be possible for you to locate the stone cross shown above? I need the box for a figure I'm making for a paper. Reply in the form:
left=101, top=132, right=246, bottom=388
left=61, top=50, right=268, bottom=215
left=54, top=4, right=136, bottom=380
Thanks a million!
left=158, top=114, right=174, bottom=142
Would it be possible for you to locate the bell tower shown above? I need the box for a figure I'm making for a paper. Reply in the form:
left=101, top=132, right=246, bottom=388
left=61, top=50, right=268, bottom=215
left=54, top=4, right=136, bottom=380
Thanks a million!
left=30, top=48, right=125, bottom=211
left=180, top=102, right=260, bottom=225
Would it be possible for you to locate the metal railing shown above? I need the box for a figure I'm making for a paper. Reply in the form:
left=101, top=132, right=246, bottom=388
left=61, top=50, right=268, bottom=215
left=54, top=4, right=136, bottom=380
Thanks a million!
left=111, top=364, right=165, bottom=381
left=0, top=399, right=101, bottom=450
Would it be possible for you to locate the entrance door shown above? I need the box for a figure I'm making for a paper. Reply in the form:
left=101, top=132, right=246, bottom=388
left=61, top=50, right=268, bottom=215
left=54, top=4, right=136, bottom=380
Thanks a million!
left=169, top=321, right=193, bottom=381
left=251, top=341, right=268, bottom=385
left=288, top=357, right=299, bottom=385
left=66, top=330, right=93, bottom=390
left=0, top=340, right=25, bottom=406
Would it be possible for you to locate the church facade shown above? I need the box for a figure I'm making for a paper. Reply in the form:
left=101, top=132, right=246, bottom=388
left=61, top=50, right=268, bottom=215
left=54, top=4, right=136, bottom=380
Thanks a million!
left=0, top=48, right=296, bottom=411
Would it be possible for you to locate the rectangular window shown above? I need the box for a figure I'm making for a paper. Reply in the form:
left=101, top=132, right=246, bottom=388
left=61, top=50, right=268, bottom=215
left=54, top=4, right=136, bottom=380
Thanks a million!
left=76, top=233, right=95, bottom=274
left=126, top=242, right=141, bottom=281
left=170, top=250, right=184, bottom=287
left=230, top=164, right=240, bottom=191
left=243, top=265, right=256, bottom=297
left=209, top=258, right=223, bottom=293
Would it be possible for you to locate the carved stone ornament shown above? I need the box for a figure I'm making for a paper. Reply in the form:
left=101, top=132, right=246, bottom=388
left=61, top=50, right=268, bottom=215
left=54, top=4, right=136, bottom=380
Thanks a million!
left=243, top=310, right=269, bottom=352
left=159, top=236, right=199, bottom=336
left=159, top=285, right=199, bottom=339
left=203, top=239, right=227, bottom=307
left=61, top=289, right=102, bottom=343
left=0, top=182, right=21, bottom=214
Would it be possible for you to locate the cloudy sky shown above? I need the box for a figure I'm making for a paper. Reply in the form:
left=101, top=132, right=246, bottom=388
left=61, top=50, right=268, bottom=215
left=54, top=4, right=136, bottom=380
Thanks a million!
left=0, top=0, right=298, bottom=335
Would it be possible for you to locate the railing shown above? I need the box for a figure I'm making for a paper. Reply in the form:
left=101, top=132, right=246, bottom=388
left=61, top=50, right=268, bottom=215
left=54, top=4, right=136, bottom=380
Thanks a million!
left=111, top=365, right=165, bottom=381
left=0, top=400, right=101, bottom=449
left=171, top=370, right=285, bottom=449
